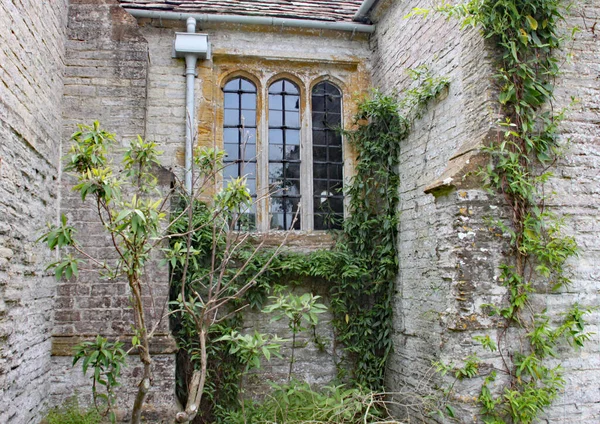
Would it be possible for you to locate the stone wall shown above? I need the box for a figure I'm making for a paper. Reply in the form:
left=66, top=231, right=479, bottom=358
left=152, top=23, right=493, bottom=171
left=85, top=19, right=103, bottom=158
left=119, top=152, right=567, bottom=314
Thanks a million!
left=50, top=0, right=177, bottom=420
left=49, top=4, right=372, bottom=421
left=370, top=0, right=506, bottom=421
left=540, top=2, right=600, bottom=421
left=0, top=0, right=69, bottom=422
left=371, top=0, right=600, bottom=422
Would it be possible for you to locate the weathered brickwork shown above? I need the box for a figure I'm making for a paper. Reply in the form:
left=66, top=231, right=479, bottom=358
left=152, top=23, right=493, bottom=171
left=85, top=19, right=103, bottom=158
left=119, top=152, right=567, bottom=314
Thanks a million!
left=0, top=0, right=68, bottom=422
left=371, top=0, right=600, bottom=422
left=538, top=3, right=600, bottom=421
left=3, top=0, right=598, bottom=422
left=370, top=0, right=506, bottom=421
left=50, top=0, right=177, bottom=419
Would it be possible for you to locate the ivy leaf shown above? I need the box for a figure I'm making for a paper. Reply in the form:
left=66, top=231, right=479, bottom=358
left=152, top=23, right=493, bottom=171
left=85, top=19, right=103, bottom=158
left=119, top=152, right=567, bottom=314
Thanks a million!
left=526, top=15, right=538, bottom=30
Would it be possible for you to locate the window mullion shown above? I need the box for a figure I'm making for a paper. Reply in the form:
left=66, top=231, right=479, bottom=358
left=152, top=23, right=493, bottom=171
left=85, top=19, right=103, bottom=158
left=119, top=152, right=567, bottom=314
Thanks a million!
left=301, top=88, right=312, bottom=232
left=258, top=83, right=269, bottom=232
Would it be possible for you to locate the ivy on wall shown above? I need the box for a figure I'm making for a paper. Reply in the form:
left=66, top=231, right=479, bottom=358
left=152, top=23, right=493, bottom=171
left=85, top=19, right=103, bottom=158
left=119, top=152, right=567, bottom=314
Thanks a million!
left=411, top=1, right=594, bottom=422
left=169, top=68, right=450, bottom=420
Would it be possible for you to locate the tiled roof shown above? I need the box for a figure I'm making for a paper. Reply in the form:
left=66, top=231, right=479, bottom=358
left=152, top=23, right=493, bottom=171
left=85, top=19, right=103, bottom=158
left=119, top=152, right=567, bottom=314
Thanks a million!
left=120, top=0, right=364, bottom=23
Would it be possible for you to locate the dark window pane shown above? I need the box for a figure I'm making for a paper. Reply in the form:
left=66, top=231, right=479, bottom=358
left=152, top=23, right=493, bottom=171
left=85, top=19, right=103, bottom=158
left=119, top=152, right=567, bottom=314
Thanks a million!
left=224, top=93, right=238, bottom=109
left=312, top=84, right=326, bottom=96
left=314, top=164, right=327, bottom=179
left=312, top=95, right=325, bottom=112
left=224, top=109, right=239, bottom=126
left=329, top=197, right=344, bottom=213
left=285, top=163, right=300, bottom=179
left=326, top=83, right=341, bottom=96
left=327, top=95, right=341, bottom=111
left=329, top=164, right=343, bottom=181
left=285, top=145, right=300, bottom=161
left=326, top=112, right=341, bottom=127
left=314, top=214, right=324, bottom=230
left=313, top=180, right=328, bottom=197
left=329, top=146, right=342, bottom=162
left=313, top=131, right=327, bottom=146
left=313, top=146, right=327, bottom=162
left=328, top=132, right=342, bottom=147
left=329, top=180, right=343, bottom=194
left=312, top=112, right=326, bottom=129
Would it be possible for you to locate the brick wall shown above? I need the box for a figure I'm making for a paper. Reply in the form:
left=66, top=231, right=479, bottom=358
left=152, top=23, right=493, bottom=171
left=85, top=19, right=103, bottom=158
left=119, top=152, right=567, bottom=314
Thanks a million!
left=0, top=0, right=69, bottom=422
left=50, top=0, right=178, bottom=419
left=370, top=0, right=506, bottom=421
left=539, top=3, right=600, bottom=421
left=371, top=0, right=600, bottom=422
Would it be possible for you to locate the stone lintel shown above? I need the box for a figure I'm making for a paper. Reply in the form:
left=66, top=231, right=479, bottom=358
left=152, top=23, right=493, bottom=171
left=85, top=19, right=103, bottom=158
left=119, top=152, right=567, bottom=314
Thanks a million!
left=51, top=334, right=178, bottom=356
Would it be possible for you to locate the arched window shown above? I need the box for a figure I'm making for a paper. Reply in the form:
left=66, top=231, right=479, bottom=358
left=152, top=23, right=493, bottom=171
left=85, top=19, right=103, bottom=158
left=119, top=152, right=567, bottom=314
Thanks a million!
left=223, top=77, right=257, bottom=229
left=312, top=81, right=343, bottom=230
left=268, top=79, right=301, bottom=230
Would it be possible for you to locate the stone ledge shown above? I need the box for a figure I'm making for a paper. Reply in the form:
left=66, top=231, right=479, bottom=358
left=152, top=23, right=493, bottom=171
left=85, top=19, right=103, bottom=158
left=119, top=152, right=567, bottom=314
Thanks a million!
left=51, top=333, right=178, bottom=356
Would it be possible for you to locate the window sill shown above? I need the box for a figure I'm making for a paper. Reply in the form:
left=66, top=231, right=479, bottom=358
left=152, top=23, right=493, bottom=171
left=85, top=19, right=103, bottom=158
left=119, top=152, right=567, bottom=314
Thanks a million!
left=247, top=231, right=336, bottom=252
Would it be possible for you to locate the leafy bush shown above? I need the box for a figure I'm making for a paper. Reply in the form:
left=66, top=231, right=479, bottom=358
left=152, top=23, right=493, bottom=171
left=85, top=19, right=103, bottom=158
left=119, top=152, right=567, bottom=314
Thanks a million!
left=45, top=398, right=101, bottom=424
left=218, top=381, right=399, bottom=424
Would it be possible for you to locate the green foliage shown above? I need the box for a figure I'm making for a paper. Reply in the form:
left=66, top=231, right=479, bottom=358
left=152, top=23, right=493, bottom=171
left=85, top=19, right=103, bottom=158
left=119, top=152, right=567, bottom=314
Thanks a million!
left=45, top=398, right=102, bottom=424
left=73, top=336, right=127, bottom=422
left=410, top=1, right=593, bottom=422
left=216, top=330, right=285, bottom=371
left=219, top=381, right=397, bottom=424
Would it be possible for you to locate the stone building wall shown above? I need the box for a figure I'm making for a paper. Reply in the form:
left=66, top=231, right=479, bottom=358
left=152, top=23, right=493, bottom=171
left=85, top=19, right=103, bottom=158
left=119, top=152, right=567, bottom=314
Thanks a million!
left=49, top=2, right=373, bottom=420
left=539, top=3, right=600, bottom=421
left=370, top=0, right=505, bottom=421
left=0, top=0, right=69, bottom=422
left=49, top=1, right=178, bottom=420
left=371, top=0, right=600, bottom=422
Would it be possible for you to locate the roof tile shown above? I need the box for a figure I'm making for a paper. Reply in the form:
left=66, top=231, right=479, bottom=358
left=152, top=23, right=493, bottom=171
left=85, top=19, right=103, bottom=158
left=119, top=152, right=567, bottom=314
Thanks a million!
left=120, top=0, right=363, bottom=22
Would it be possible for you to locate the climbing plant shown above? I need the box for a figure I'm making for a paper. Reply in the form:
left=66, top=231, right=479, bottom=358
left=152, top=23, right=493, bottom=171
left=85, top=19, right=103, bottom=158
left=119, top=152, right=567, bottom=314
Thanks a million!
left=410, top=1, right=594, bottom=422
left=168, top=67, right=450, bottom=421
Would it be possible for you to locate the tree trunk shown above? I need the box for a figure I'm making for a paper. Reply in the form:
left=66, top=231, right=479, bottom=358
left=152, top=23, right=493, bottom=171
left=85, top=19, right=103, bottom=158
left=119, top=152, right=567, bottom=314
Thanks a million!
left=130, top=277, right=152, bottom=424
left=175, top=325, right=208, bottom=423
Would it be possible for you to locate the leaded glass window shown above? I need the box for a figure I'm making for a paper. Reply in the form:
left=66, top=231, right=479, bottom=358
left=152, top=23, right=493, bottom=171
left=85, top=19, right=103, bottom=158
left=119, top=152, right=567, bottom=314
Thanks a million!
left=312, top=81, right=343, bottom=230
left=268, top=79, right=301, bottom=230
left=223, top=77, right=257, bottom=229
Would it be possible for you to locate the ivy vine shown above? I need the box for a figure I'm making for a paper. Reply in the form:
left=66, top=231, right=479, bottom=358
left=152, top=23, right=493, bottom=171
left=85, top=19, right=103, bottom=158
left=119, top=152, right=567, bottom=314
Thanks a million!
left=412, top=1, right=594, bottom=422
left=169, top=68, right=450, bottom=420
